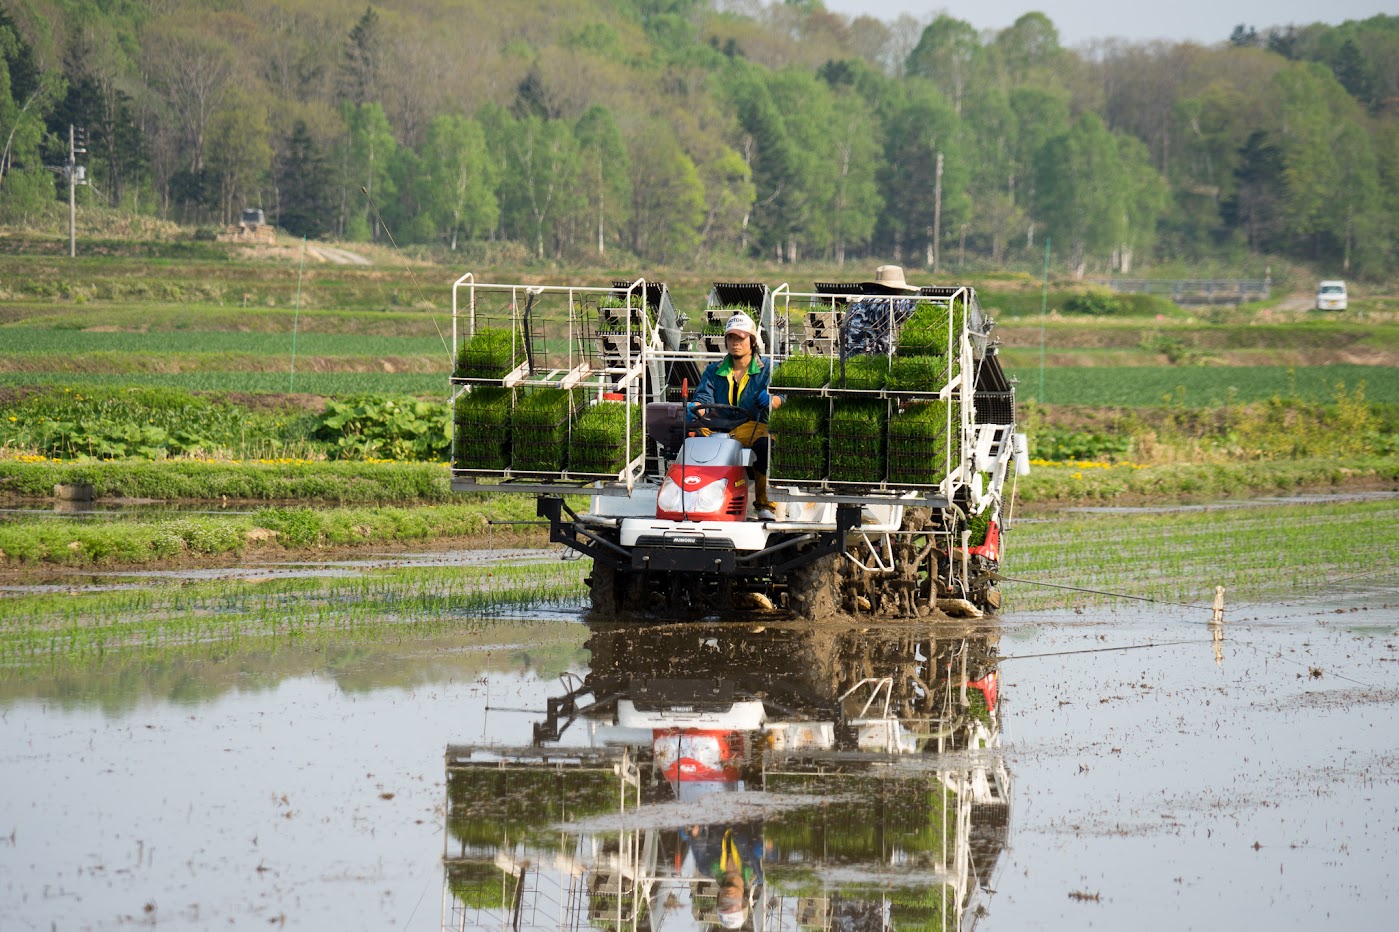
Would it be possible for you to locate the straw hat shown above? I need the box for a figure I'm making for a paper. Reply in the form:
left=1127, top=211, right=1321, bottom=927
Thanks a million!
left=863, top=264, right=920, bottom=293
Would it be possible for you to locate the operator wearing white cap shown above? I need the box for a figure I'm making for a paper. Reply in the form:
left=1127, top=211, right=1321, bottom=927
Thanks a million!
left=690, top=312, right=783, bottom=521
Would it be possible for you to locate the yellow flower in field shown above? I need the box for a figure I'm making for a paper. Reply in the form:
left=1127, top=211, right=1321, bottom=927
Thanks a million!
left=7, top=416, right=14, bottom=422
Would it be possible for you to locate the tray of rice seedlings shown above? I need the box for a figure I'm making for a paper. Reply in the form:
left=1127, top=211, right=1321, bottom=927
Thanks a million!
left=887, top=400, right=960, bottom=485
left=596, top=297, right=649, bottom=332
left=510, top=388, right=577, bottom=472
left=453, top=387, right=513, bottom=469
left=769, top=397, right=828, bottom=481
left=772, top=353, right=831, bottom=390
left=835, top=353, right=888, bottom=391
left=885, top=354, right=948, bottom=392
left=569, top=400, right=643, bottom=475
left=895, top=301, right=962, bottom=357
left=455, top=326, right=523, bottom=379
left=966, top=506, right=993, bottom=546
left=828, top=399, right=887, bottom=483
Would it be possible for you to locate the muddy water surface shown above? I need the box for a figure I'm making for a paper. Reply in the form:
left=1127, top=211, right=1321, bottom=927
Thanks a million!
left=3, top=573, right=1397, bottom=930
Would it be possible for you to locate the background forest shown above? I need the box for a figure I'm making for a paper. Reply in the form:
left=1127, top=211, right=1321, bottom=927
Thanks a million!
left=1, top=0, right=1397, bottom=279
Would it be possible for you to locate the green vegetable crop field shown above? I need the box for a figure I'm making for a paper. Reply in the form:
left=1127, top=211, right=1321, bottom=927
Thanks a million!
left=1022, top=364, right=1398, bottom=405
left=0, top=327, right=449, bottom=358
left=0, top=371, right=446, bottom=395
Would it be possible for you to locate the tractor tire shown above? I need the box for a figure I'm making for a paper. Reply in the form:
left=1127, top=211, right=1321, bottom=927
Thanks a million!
left=587, top=561, right=637, bottom=617
left=787, top=552, right=843, bottom=619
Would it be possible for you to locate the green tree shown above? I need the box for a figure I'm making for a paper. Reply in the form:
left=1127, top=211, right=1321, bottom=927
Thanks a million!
left=276, top=120, right=333, bottom=239
left=695, top=144, right=754, bottom=259
left=492, top=111, right=583, bottom=259
left=1034, top=112, right=1164, bottom=273
left=879, top=86, right=968, bottom=269
left=727, top=69, right=801, bottom=260
left=825, top=91, right=882, bottom=263
left=1221, top=130, right=1285, bottom=254
left=0, top=9, right=61, bottom=198
left=627, top=127, right=704, bottom=263
left=764, top=69, right=838, bottom=261
left=1274, top=63, right=1337, bottom=248
left=340, top=101, right=396, bottom=241
left=420, top=113, right=497, bottom=250
left=574, top=105, right=630, bottom=257
left=340, top=6, right=384, bottom=107
left=906, top=15, right=981, bottom=115
left=992, top=12, right=1063, bottom=87
left=206, top=86, right=273, bottom=225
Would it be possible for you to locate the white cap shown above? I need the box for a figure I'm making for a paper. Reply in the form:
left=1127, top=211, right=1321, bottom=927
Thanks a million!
left=724, top=312, right=763, bottom=354
left=718, top=907, right=747, bottom=928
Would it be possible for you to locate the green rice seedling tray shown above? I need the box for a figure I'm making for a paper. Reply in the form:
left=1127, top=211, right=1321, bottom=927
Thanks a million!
left=828, top=400, right=887, bottom=483
left=455, top=326, right=523, bottom=379
left=453, top=387, right=513, bottom=469
left=895, top=301, right=963, bottom=357
left=772, top=354, right=832, bottom=390
left=835, top=354, right=888, bottom=391
left=770, top=397, right=828, bottom=481
left=888, top=400, right=959, bottom=485
left=886, top=354, right=948, bottom=392
left=510, top=388, right=578, bottom=472
left=569, top=401, right=643, bottom=474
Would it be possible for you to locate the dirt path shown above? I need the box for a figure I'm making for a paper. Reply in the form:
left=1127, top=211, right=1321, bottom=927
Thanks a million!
left=307, top=245, right=372, bottom=265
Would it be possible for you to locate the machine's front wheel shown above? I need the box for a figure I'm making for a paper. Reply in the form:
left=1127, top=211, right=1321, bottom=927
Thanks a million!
left=587, top=561, right=638, bottom=617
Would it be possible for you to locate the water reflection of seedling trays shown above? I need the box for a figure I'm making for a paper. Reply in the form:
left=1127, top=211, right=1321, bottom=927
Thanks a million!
left=455, top=326, right=523, bottom=379
left=569, top=401, right=642, bottom=475
left=828, top=400, right=886, bottom=483
left=888, top=400, right=958, bottom=485
left=511, top=388, right=577, bottom=472
left=772, top=353, right=831, bottom=390
left=453, top=387, right=512, bottom=469
left=770, top=398, right=827, bottom=481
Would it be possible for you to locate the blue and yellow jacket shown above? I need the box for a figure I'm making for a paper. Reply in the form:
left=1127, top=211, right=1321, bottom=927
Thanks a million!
left=692, top=355, right=774, bottom=423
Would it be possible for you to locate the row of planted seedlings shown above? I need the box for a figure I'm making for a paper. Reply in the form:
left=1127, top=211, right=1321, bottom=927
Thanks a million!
left=768, top=299, right=967, bottom=488
left=0, top=563, right=589, bottom=666
left=450, top=300, right=647, bottom=479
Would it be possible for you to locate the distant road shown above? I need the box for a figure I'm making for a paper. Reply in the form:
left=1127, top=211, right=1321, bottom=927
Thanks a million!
left=307, top=245, right=371, bottom=265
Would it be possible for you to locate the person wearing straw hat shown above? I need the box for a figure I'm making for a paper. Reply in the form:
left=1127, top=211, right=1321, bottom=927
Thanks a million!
left=845, top=264, right=923, bottom=357
left=862, top=264, right=921, bottom=294
left=691, top=312, right=782, bottom=521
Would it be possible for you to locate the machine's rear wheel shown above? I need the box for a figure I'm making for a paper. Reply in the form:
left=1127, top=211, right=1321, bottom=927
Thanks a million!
left=787, top=552, right=843, bottom=619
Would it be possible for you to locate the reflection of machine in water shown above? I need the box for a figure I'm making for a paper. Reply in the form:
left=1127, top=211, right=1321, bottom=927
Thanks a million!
left=442, top=622, right=1009, bottom=930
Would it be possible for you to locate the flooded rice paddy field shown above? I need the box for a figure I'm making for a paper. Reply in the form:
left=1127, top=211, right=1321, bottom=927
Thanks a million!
left=1, top=503, right=1397, bottom=930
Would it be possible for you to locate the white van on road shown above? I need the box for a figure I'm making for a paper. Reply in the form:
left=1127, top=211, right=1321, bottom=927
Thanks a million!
left=1316, top=280, right=1348, bottom=311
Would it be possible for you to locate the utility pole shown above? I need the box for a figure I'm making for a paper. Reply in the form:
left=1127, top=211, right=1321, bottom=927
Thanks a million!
left=67, top=125, right=87, bottom=258
left=931, top=150, right=944, bottom=274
